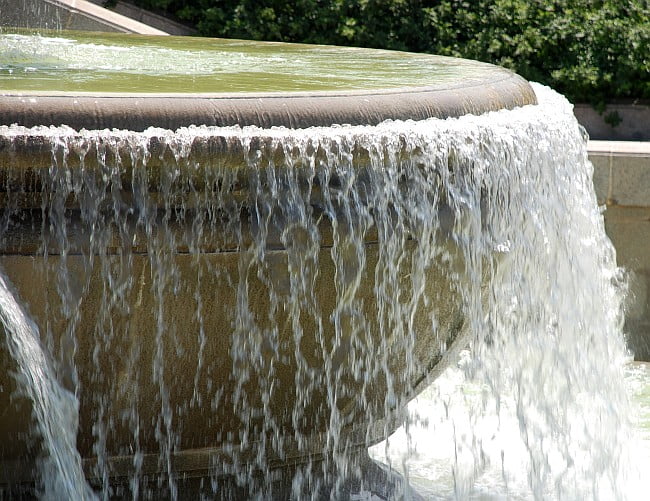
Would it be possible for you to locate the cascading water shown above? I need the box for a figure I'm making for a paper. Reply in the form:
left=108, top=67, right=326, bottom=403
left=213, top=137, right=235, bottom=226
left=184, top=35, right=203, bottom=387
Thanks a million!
left=0, top=84, right=640, bottom=499
left=370, top=84, right=642, bottom=500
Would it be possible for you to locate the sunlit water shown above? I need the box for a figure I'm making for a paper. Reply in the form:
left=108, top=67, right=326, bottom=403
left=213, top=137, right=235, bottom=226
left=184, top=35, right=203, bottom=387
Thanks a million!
left=0, top=30, right=498, bottom=93
left=370, top=360, right=650, bottom=500
left=0, top=83, right=646, bottom=500
left=367, top=84, right=646, bottom=500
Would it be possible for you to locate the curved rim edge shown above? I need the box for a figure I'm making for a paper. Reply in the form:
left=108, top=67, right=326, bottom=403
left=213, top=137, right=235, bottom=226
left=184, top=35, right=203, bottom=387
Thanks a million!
left=0, top=71, right=537, bottom=130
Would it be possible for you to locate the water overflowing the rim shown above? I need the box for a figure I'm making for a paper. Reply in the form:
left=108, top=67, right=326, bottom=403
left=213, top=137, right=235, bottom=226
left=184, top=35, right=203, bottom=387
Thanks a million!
left=0, top=83, right=642, bottom=500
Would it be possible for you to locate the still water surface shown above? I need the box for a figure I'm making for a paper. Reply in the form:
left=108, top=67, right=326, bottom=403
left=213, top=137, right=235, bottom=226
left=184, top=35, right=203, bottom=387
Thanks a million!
left=0, top=29, right=499, bottom=94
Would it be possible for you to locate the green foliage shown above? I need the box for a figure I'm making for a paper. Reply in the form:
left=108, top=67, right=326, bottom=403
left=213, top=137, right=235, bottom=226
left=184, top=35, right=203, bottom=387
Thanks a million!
left=130, top=0, right=650, bottom=103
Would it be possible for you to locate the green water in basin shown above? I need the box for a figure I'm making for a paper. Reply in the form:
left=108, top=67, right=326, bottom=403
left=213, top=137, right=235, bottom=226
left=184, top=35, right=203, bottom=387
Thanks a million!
left=0, top=28, right=503, bottom=95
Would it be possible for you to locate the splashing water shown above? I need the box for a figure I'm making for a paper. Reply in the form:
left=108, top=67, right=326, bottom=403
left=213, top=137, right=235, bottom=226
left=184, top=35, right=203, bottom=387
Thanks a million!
left=371, top=84, right=642, bottom=500
left=0, top=84, right=640, bottom=499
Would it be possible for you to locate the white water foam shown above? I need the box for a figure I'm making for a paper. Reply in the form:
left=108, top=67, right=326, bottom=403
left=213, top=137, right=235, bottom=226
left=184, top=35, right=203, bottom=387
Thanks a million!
left=371, top=84, right=643, bottom=500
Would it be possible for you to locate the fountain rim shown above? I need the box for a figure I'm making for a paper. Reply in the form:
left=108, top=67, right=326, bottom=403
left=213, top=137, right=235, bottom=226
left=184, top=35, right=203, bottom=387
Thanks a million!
left=0, top=72, right=537, bottom=130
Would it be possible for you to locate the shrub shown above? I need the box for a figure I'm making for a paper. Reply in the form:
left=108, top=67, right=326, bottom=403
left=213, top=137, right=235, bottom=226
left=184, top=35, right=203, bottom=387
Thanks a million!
left=128, top=0, right=650, bottom=104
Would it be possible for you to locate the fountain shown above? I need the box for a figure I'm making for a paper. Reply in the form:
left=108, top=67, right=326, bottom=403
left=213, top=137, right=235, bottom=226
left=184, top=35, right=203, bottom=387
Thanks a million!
left=0, top=28, right=637, bottom=500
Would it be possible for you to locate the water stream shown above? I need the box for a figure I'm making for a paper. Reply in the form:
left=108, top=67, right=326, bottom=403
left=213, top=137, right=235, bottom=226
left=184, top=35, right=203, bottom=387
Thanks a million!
left=0, top=272, right=95, bottom=500
left=0, top=84, right=645, bottom=499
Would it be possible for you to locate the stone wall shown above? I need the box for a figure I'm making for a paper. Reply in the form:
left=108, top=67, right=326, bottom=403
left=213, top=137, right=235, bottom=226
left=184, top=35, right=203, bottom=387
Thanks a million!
left=576, top=103, right=650, bottom=141
left=590, top=141, right=650, bottom=360
left=0, top=0, right=166, bottom=34
left=85, top=0, right=195, bottom=35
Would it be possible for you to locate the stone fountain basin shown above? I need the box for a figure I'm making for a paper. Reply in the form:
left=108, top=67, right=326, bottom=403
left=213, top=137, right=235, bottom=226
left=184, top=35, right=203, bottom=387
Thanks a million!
left=0, top=29, right=536, bottom=485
